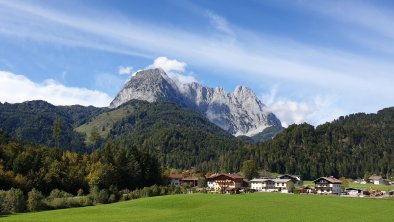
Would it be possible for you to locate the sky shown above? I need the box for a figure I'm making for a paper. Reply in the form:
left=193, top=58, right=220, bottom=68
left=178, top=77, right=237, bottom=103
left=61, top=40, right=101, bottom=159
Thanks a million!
left=0, top=0, right=394, bottom=127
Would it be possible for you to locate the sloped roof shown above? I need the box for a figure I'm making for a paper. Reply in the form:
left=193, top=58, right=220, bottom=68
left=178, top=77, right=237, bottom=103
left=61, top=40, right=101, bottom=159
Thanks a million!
left=168, top=174, right=183, bottom=180
left=368, top=175, right=383, bottom=180
left=314, top=177, right=342, bottom=184
left=181, top=177, right=199, bottom=181
left=208, top=173, right=244, bottom=180
left=250, top=178, right=291, bottom=183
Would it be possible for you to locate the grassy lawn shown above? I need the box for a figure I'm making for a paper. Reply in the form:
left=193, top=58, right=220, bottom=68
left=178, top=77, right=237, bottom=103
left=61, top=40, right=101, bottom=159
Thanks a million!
left=2, top=193, right=394, bottom=222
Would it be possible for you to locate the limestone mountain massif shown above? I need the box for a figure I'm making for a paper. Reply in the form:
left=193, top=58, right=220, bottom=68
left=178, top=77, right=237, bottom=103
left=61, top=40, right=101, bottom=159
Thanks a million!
left=110, top=68, right=282, bottom=137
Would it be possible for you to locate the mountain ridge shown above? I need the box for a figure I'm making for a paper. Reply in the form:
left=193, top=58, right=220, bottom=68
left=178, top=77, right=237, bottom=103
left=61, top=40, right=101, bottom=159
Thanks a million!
left=110, top=68, right=282, bottom=137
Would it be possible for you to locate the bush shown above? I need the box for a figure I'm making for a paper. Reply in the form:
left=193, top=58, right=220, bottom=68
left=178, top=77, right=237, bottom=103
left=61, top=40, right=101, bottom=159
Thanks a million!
left=27, top=189, right=45, bottom=212
left=77, top=196, right=93, bottom=206
left=1, top=188, right=26, bottom=213
left=108, top=194, right=116, bottom=203
left=97, top=189, right=109, bottom=204
left=48, top=189, right=72, bottom=200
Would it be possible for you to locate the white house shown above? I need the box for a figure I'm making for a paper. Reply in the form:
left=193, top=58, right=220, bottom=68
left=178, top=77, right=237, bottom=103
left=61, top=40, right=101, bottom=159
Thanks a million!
left=250, top=178, right=294, bottom=193
left=368, top=175, right=385, bottom=185
left=314, top=177, right=342, bottom=194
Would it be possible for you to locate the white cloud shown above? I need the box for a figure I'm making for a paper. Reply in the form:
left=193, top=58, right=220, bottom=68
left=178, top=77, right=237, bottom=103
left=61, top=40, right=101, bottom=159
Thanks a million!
left=147, top=57, right=197, bottom=84
left=205, top=10, right=234, bottom=36
left=148, top=57, right=186, bottom=73
left=268, top=100, right=315, bottom=127
left=118, top=66, right=134, bottom=75
left=1, top=0, right=394, bottom=121
left=0, top=71, right=112, bottom=107
left=263, top=86, right=345, bottom=127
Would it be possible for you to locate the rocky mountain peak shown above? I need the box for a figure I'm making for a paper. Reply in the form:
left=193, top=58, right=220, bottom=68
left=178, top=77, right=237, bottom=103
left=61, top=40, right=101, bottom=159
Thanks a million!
left=110, top=68, right=282, bottom=137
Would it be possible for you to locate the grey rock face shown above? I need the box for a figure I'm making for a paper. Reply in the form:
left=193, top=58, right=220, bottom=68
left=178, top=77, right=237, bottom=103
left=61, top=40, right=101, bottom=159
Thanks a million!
left=110, top=68, right=282, bottom=136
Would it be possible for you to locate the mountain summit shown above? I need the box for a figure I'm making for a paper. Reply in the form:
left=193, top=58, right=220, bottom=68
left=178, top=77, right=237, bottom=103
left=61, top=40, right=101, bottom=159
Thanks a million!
left=110, top=68, right=281, bottom=137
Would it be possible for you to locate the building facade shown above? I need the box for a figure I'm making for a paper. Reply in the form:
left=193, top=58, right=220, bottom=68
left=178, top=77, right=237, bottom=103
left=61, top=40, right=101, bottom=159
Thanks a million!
left=250, top=178, right=294, bottom=193
left=313, top=177, right=342, bottom=194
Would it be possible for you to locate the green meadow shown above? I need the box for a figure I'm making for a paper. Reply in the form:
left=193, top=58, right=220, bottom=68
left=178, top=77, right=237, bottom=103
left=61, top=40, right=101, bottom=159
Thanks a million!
left=2, top=193, right=394, bottom=222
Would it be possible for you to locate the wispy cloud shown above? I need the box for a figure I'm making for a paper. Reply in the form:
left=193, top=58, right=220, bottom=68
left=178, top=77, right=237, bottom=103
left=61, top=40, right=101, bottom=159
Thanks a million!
left=205, top=10, right=234, bottom=36
left=0, top=71, right=111, bottom=107
left=0, top=0, right=393, bottom=124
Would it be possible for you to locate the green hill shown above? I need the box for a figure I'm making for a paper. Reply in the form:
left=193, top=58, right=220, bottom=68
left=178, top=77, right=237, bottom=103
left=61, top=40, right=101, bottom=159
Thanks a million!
left=0, top=100, right=103, bottom=151
left=3, top=193, right=394, bottom=222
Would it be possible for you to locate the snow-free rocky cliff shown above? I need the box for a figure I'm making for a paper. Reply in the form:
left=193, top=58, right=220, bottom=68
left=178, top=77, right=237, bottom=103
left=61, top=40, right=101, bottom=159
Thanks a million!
left=110, top=68, right=281, bottom=137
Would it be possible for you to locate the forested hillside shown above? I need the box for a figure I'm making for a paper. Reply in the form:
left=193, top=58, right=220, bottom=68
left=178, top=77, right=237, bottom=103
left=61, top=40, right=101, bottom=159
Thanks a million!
left=0, top=130, right=161, bottom=194
left=1, top=100, right=394, bottom=180
left=0, top=101, right=103, bottom=151
left=104, top=101, right=245, bottom=170
left=216, top=108, right=394, bottom=179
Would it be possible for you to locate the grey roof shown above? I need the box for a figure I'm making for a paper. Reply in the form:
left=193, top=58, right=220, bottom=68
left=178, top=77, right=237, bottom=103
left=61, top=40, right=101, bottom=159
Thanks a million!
left=250, top=178, right=291, bottom=183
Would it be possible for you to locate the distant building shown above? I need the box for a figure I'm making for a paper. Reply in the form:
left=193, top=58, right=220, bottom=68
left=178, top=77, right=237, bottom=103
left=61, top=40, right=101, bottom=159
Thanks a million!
left=277, top=174, right=302, bottom=185
left=168, top=174, right=199, bottom=187
left=313, top=177, right=342, bottom=194
left=345, top=188, right=368, bottom=197
left=181, top=177, right=199, bottom=187
left=368, top=175, right=385, bottom=185
left=168, top=174, right=183, bottom=186
left=300, top=185, right=315, bottom=194
left=250, top=178, right=295, bottom=193
left=207, top=173, right=245, bottom=193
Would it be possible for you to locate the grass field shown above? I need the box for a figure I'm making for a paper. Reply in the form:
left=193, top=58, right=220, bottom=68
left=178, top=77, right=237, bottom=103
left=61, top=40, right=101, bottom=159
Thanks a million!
left=2, top=193, right=394, bottom=222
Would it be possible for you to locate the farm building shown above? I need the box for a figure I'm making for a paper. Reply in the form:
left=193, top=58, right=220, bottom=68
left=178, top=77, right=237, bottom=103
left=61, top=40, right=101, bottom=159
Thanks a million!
left=345, top=188, right=368, bottom=197
left=368, top=175, right=385, bottom=185
left=314, top=177, right=342, bottom=194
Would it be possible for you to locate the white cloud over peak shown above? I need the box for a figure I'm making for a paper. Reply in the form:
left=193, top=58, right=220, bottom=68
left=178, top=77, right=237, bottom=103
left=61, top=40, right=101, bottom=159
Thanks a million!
left=118, top=66, right=134, bottom=75
left=148, top=57, right=186, bottom=73
left=0, top=71, right=112, bottom=107
left=147, top=57, right=197, bottom=84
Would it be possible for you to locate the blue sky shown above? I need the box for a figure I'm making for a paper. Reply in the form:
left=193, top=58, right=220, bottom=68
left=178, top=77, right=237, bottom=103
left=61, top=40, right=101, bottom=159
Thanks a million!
left=0, top=0, right=394, bottom=126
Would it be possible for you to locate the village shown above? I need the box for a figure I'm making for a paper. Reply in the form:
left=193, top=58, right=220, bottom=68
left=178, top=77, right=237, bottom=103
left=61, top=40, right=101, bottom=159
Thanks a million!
left=168, top=173, right=394, bottom=198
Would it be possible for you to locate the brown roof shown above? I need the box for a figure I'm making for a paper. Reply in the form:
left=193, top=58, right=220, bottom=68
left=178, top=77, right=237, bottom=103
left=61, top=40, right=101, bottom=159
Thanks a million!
left=368, top=175, right=383, bottom=180
left=314, top=177, right=342, bottom=184
left=208, top=173, right=244, bottom=180
left=168, top=174, right=183, bottom=180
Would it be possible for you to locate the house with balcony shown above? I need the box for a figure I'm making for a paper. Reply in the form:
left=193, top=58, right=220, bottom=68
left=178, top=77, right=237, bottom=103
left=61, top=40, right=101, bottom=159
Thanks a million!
left=207, top=173, right=245, bottom=193
left=313, top=177, right=342, bottom=194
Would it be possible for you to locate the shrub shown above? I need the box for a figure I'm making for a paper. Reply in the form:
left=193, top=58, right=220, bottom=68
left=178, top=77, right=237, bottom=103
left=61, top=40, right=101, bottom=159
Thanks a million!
left=2, top=188, right=26, bottom=213
left=27, top=189, right=45, bottom=212
left=108, top=194, right=116, bottom=203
